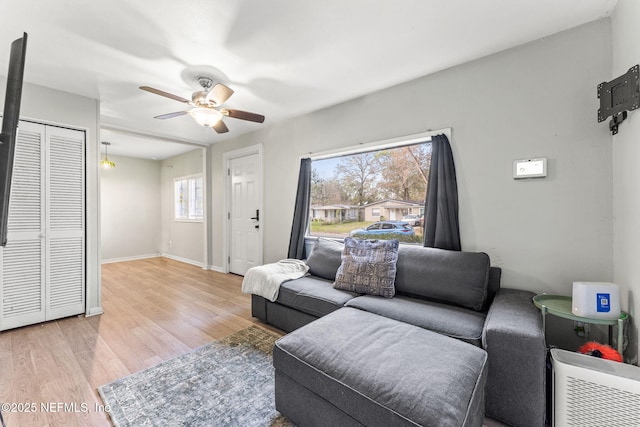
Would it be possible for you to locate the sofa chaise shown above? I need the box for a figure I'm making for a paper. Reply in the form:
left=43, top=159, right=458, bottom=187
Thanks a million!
left=251, top=238, right=546, bottom=426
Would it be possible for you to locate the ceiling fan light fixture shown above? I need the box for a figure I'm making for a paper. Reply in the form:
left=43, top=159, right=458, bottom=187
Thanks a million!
left=189, top=107, right=222, bottom=127
left=140, top=81, right=263, bottom=134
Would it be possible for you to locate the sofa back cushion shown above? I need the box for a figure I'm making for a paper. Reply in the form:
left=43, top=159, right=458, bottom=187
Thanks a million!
left=394, top=246, right=490, bottom=311
left=305, top=238, right=344, bottom=281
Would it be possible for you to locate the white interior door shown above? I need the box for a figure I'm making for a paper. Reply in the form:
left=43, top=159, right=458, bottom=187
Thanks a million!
left=45, top=126, right=85, bottom=320
left=229, top=153, right=262, bottom=275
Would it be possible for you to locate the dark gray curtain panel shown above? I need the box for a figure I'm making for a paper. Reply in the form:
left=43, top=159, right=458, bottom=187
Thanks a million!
left=423, top=134, right=461, bottom=251
left=287, top=158, right=312, bottom=259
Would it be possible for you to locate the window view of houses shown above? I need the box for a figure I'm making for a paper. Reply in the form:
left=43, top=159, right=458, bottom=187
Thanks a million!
left=310, top=141, right=431, bottom=242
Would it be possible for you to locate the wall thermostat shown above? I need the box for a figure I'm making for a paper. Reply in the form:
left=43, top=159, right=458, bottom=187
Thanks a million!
left=513, top=158, right=547, bottom=179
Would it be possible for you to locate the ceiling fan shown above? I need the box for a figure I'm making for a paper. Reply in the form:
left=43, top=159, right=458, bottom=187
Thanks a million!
left=139, top=77, right=265, bottom=134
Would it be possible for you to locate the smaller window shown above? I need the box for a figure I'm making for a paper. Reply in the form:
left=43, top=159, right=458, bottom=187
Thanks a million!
left=372, top=208, right=381, bottom=217
left=175, top=175, right=203, bottom=221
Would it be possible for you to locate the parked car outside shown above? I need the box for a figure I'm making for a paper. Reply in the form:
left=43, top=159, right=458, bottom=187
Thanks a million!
left=401, top=214, right=422, bottom=226
left=350, top=221, right=415, bottom=236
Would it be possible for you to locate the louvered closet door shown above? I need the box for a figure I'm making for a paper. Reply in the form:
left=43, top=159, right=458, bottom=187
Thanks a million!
left=0, top=121, right=46, bottom=330
left=0, top=121, right=85, bottom=331
left=45, top=126, right=85, bottom=320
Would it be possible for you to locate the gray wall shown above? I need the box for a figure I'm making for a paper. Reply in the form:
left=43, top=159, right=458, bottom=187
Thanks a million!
left=612, top=0, right=640, bottom=363
left=161, top=148, right=206, bottom=266
left=99, top=148, right=205, bottom=268
left=100, top=155, right=161, bottom=262
left=211, top=19, right=613, bottom=298
left=206, top=19, right=624, bottom=355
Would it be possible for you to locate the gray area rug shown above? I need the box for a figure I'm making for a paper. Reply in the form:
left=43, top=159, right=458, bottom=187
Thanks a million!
left=98, top=326, right=292, bottom=427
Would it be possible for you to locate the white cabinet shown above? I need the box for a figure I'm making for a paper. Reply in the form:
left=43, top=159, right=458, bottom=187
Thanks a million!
left=0, top=120, right=85, bottom=330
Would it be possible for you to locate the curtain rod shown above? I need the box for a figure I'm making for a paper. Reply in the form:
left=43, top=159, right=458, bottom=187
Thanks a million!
left=307, top=128, right=451, bottom=161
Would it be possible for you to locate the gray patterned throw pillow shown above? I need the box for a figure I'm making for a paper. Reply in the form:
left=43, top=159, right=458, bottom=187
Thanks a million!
left=333, top=237, right=400, bottom=298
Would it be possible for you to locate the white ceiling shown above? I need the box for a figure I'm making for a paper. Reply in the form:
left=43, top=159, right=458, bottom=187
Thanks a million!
left=0, top=0, right=617, bottom=160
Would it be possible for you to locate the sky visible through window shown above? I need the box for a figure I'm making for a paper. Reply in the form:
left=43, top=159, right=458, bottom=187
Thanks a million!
left=313, top=157, right=341, bottom=179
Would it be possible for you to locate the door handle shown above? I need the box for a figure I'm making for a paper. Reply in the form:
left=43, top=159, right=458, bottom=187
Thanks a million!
left=250, top=209, right=260, bottom=221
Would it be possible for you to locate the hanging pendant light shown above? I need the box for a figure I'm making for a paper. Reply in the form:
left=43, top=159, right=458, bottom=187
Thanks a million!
left=100, top=141, right=116, bottom=169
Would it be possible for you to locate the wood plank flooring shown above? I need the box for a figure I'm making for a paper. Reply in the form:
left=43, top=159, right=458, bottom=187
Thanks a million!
left=1, top=257, right=510, bottom=427
left=0, top=257, right=282, bottom=427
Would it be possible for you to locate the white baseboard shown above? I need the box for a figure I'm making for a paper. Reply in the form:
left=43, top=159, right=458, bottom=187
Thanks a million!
left=161, top=253, right=204, bottom=268
left=204, top=264, right=225, bottom=273
left=101, top=253, right=211, bottom=270
left=85, top=307, right=104, bottom=317
left=96, top=256, right=225, bottom=320
left=101, top=253, right=161, bottom=264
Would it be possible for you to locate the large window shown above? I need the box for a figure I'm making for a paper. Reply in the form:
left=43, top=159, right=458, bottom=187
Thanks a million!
left=309, top=140, right=431, bottom=243
left=175, top=175, right=203, bottom=221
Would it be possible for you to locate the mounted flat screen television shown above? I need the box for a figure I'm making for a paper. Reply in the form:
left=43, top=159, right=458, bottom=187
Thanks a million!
left=0, top=32, right=27, bottom=247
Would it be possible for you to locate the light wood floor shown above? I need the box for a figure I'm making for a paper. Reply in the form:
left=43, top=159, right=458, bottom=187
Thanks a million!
left=0, top=257, right=282, bottom=427
left=1, top=257, right=510, bottom=427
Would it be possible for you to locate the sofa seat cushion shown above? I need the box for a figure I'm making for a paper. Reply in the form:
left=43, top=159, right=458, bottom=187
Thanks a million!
left=345, top=294, right=487, bottom=347
left=274, top=307, right=488, bottom=427
left=276, top=276, right=358, bottom=318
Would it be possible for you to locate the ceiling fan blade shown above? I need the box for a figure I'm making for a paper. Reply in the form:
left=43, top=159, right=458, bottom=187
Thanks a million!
left=206, top=83, right=234, bottom=105
left=222, top=109, right=265, bottom=123
left=213, top=120, right=229, bottom=134
left=140, top=86, right=191, bottom=104
left=154, top=111, right=189, bottom=120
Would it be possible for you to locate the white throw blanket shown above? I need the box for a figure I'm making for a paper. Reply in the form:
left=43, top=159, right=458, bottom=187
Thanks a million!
left=241, top=259, right=310, bottom=302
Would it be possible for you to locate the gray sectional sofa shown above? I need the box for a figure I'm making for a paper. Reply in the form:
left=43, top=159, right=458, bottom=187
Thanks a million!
left=251, top=238, right=546, bottom=426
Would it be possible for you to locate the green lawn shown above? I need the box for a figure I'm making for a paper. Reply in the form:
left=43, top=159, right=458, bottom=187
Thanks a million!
left=310, top=221, right=370, bottom=234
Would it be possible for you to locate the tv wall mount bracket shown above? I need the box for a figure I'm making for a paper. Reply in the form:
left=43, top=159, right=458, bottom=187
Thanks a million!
left=597, top=64, right=639, bottom=135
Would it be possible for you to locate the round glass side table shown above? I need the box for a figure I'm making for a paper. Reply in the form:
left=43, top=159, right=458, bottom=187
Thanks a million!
left=533, top=294, right=628, bottom=357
